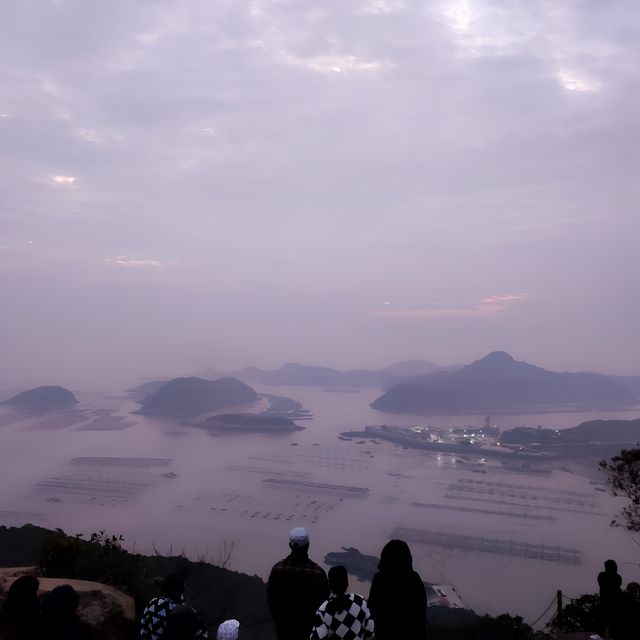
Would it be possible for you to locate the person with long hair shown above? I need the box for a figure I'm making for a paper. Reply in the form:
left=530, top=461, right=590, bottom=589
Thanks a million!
left=310, top=566, right=374, bottom=640
left=368, top=540, right=427, bottom=640
left=0, top=575, right=40, bottom=640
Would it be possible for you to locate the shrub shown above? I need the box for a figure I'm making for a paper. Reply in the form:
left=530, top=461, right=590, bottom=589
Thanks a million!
left=39, top=530, right=146, bottom=597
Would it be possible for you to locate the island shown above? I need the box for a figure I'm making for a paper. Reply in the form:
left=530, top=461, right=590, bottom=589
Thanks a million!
left=184, top=413, right=304, bottom=433
left=1, top=386, right=79, bottom=411
left=135, top=377, right=259, bottom=418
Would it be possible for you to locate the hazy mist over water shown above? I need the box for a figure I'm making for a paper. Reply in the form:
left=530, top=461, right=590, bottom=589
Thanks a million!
left=1, top=385, right=639, bottom=625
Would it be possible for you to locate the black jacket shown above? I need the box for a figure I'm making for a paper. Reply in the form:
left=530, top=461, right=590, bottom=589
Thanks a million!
left=368, top=569, right=427, bottom=640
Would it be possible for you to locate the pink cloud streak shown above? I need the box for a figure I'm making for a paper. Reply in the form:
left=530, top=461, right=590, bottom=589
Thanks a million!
left=373, top=293, right=531, bottom=319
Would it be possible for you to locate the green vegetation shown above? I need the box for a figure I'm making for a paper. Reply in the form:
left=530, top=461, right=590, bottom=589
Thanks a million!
left=39, top=531, right=148, bottom=603
left=548, top=584, right=640, bottom=636
left=600, top=448, right=640, bottom=531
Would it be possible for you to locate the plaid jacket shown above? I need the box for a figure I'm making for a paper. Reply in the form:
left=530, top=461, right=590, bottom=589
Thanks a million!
left=310, top=593, right=374, bottom=640
left=267, top=552, right=329, bottom=635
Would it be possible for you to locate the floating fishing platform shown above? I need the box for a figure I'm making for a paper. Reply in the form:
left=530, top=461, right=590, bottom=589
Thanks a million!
left=393, top=527, right=581, bottom=565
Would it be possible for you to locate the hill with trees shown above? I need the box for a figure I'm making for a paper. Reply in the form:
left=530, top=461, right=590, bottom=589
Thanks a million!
left=136, top=377, right=259, bottom=418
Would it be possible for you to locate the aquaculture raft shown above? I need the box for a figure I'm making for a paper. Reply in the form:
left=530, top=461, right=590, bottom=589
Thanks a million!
left=393, top=527, right=581, bottom=565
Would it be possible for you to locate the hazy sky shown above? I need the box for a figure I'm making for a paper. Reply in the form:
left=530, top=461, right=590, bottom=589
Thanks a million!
left=1, top=0, right=639, bottom=389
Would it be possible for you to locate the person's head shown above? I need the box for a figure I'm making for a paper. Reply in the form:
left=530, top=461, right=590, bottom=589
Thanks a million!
left=604, top=559, right=618, bottom=573
left=328, top=566, right=348, bottom=596
left=165, top=606, right=200, bottom=640
left=326, top=566, right=350, bottom=616
left=288, top=527, right=309, bottom=554
left=378, top=539, right=413, bottom=573
left=41, top=584, right=80, bottom=620
left=217, top=619, right=240, bottom=640
left=2, top=575, right=40, bottom=615
left=162, top=570, right=187, bottom=601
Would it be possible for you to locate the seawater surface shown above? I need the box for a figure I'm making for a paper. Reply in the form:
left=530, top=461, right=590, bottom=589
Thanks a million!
left=0, top=385, right=639, bottom=628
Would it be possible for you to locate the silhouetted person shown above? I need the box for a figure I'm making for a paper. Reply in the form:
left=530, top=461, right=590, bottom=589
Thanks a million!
left=267, top=527, right=329, bottom=640
left=310, top=565, right=374, bottom=640
left=368, top=540, right=427, bottom=640
left=0, top=575, right=40, bottom=640
left=140, top=570, right=206, bottom=639
left=38, top=584, right=93, bottom=640
left=216, top=619, right=239, bottom=640
left=164, top=606, right=207, bottom=640
left=598, top=559, right=622, bottom=639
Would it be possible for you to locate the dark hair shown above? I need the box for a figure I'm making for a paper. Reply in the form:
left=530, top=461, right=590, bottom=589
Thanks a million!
left=165, top=606, right=201, bottom=640
left=162, top=570, right=187, bottom=601
left=326, top=566, right=350, bottom=615
left=41, top=584, right=80, bottom=621
left=2, top=575, right=40, bottom=617
left=378, top=539, right=413, bottom=573
left=604, top=559, right=618, bottom=573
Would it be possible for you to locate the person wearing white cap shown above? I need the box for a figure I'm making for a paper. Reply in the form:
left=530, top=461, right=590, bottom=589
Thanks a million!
left=216, top=619, right=239, bottom=640
left=267, top=527, right=329, bottom=640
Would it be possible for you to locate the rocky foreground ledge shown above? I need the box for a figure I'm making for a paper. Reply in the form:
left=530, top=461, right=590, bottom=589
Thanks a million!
left=0, top=566, right=135, bottom=639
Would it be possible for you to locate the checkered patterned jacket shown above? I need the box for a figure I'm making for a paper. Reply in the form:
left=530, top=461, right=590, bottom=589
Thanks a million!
left=139, top=597, right=208, bottom=639
left=310, top=593, right=375, bottom=640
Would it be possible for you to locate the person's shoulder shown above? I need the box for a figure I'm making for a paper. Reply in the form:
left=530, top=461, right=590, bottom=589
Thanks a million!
left=350, top=592, right=367, bottom=606
left=79, top=620, right=94, bottom=637
left=304, top=557, right=326, bottom=573
left=155, top=596, right=173, bottom=606
left=270, top=556, right=292, bottom=571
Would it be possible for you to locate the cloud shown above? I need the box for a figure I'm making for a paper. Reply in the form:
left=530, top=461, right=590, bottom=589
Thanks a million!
left=136, top=33, right=159, bottom=45
left=359, top=0, right=406, bottom=16
left=374, top=293, right=531, bottom=319
left=51, top=175, right=76, bottom=184
left=105, top=256, right=177, bottom=269
left=555, top=68, right=601, bottom=93
left=75, top=128, right=102, bottom=143
left=480, top=293, right=529, bottom=307
left=280, top=52, right=393, bottom=75
left=0, top=0, right=638, bottom=378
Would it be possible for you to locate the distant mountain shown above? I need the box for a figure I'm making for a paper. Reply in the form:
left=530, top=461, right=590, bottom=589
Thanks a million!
left=614, top=376, right=640, bottom=396
left=191, top=367, right=227, bottom=380
left=233, top=363, right=399, bottom=388
left=372, top=351, right=639, bottom=413
left=125, top=380, right=170, bottom=401
left=1, top=386, right=78, bottom=411
left=382, top=359, right=456, bottom=377
left=136, top=377, right=259, bottom=417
